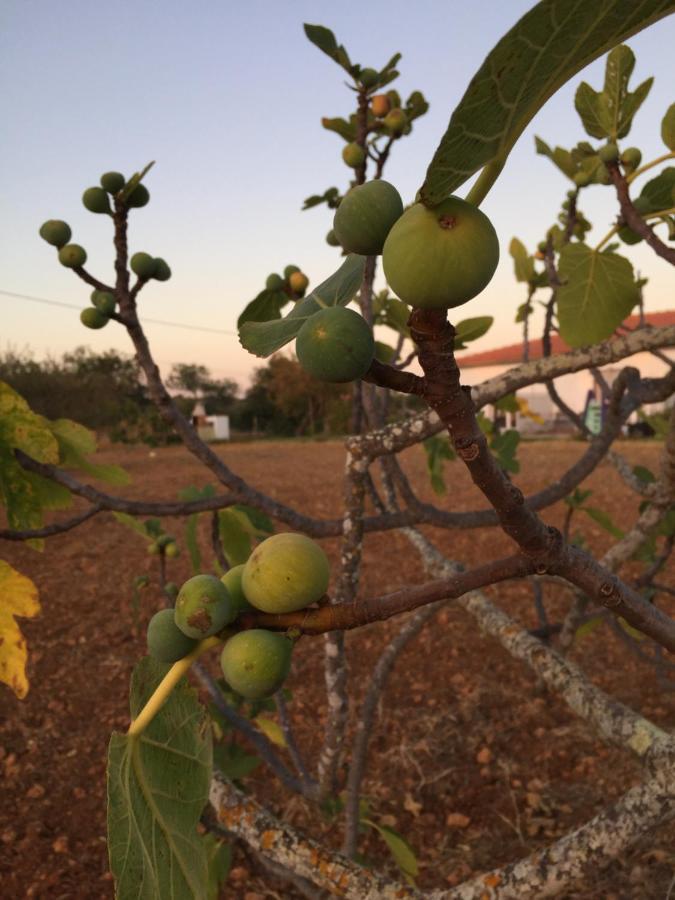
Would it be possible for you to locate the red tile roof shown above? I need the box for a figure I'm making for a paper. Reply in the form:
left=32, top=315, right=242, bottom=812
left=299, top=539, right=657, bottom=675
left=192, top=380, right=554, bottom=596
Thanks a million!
left=457, top=310, right=675, bottom=368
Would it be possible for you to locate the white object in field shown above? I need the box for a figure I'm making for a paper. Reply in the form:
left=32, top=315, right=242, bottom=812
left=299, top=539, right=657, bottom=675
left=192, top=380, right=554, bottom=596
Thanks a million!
left=206, top=415, right=230, bottom=440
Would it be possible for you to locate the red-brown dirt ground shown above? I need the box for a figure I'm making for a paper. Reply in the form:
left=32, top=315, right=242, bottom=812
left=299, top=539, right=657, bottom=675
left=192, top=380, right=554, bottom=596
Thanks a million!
left=1, top=438, right=674, bottom=898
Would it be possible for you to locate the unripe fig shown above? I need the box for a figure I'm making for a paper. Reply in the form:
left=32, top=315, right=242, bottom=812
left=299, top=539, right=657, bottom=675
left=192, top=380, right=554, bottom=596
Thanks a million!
left=266, top=273, right=285, bottom=291
left=382, top=197, right=499, bottom=309
left=165, top=542, right=179, bottom=558
left=58, top=244, right=87, bottom=268
left=164, top=581, right=179, bottom=602
left=358, top=68, right=379, bottom=89
left=537, top=240, right=548, bottom=253
left=342, top=142, right=366, bottom=168
left=221, top=564, right=253, bottom=616
left=289, top=271, right=309, bottom=294
left=91, top=290, right=116, bottom=315
left=100, top=171, right=126, bottom=194
left=147, top=609, right=198, bottom=663
left=82, top=187, right=111, bottom=214
left=156, top=534, right=176, bottom=549
left=621, top=148, right=642, bottom=172
left=333, top=179, right=403, bottom=255
left=39, top=219, right=71, bottom=248
left=220, top=630, right=293, bottom=700
left=80, top=307, right=109, bottom=329
left=152, top=258, right=171, bottom=281
left=296, top=306, right=374, bottom=383
left=130, top=252, right=157, bottom=280
left=370, top=94, right=390, bottom=118
left=326, top=229, right=341, bottom=247
left=599, top=143, right=619, bottom=163
left=147, top=541, right=159, bottom=554
left=284, top=265, right=301, bottom=278
left=242, top=533, right=330, bottom=614
left=573, top=170, right=592, bottom=188
left=174, top=574, right=236, bottom=639
left=618, top=225, right=643, bottom=245
left=383, top=108, right=407, bottom=135
left=126, top=184, right=150, bottom=208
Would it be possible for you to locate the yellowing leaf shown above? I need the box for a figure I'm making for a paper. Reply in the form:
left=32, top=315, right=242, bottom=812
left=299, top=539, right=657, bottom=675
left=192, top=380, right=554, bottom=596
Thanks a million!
left=255, top=715, right=287, bottom=748
left=0, top=561, right=40, bottom=698
left=516, top=397, right=545, bottom=425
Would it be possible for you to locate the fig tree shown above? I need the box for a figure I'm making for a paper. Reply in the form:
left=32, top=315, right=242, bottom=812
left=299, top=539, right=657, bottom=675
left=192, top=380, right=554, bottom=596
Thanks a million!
left=126, top=184, right=150, bottom=208
left=147, top=609, right=198, bottom=663
left=174, top=573, right=236, bottom=639
left=383, top=108, right=407, bottom=135
left=266, top=273, right=285, bottom=291
left=100, top=171, right=125, bottom=194
left=358, top=68, right=379, bottom=89
left=242, top=532, right=329, bottom=614
left=58, top=244, right=87, bottom=268
left=221, top=564, right=253, bottom=616
left=82, top=187, right=111, bottom=214
left=39, top=219, right=71, bottom=248
left=220, top=630, right=293, bottom=700
left=296, top=306, right=374, bottom=383
left=382, top=196, right=499, bottom=309
left=370, top=94, right=390, bottom=118
left=130, top=252, right=157, bottom=280
left=152, top=258, right=171, bottom=281
left=342, top=142, right=366, bottom=169
left=80, top=307, right=109, bottom=329
left=289, top=271, right=309, bottom=294
left=91, top=290, right=116, bottom=315
left=333, top=179, right=403, bottom=255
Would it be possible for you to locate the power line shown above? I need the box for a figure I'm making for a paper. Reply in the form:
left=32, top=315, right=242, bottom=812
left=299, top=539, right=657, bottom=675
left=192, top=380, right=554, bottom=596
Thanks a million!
left=1, top=289, right=239, bottom=337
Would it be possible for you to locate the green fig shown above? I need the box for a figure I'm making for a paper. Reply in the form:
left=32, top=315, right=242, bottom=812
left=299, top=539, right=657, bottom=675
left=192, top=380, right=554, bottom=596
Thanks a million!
left=358, top=68, right=379, bottom=89
left=147, top=609, right=198, bottom=663
left=82, top=187, right=111, bottom=214
left=39, top=219, right=71, bottom=248
left=598, top=143, right=619, bottom=164
left=220, top=630, right=293, bottom=700
left=266, top=273, right=285, bottom=291
left=342, top=142, right=366, bottom=168
left=242, top=533, right=330, bottom=614
left=296, top=306, right=374, bottom=383
left=100, top=171, right=126, bottom=194
left=90, top=290, right=116, bottom=316
left=333, top=179, right=403, bottom=255
left=621, top=148, right=642, bottom=173
left=126, top=184, right=150, bottom=208
left=283, top=265, right=301, bottom=279
left=220, top=564, right=253, bottom=616
left=152, top=258, right=171, bottom=281
left=326, top=229, right=341, bottom=247
left=80, top=307, right=109, bottom=329
left=58, top=244, right=87, bottom=268
left=130, top=252, right=157, bottom=280
left=383, top=108, right=407, bottom=135
left=174, top=574, right=236, bottom=639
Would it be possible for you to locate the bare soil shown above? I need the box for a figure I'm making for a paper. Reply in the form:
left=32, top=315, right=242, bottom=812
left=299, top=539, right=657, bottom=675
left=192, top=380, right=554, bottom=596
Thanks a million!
left=1, top=438, right=673, bottom=899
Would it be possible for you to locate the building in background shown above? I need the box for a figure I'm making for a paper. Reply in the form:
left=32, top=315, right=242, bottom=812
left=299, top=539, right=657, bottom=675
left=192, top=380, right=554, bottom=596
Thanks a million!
left=191, top=400, right=230, bottom=442
left=456, top=310, right=675, bottom=433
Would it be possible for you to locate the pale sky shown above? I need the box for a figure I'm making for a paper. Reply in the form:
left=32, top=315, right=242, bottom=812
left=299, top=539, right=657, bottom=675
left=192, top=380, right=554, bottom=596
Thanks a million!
left=2, top=2, right=674, bottom=388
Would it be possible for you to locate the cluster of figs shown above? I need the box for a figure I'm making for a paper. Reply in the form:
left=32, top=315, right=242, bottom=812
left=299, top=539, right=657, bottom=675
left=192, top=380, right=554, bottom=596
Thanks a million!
left=146, top=533, right=330, bottom=700
left=38, top=171, right=170, bottom=330
left=296, top=181, right=500, bottom=384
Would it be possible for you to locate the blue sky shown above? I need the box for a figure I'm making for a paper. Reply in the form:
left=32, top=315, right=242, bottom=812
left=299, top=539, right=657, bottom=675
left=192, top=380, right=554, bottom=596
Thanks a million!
left=2, top=2, right=674, bottom=386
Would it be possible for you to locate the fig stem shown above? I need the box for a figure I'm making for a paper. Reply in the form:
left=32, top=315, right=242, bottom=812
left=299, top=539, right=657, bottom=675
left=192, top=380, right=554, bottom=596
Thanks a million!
left=464, top=157, right=505, bottom=208
left=127, top=636, right=220, bottom=737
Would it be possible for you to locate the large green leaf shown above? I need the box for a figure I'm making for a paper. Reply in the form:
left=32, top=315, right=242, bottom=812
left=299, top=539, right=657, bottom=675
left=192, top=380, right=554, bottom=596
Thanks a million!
left=237, top=290, right=288, bottom=329
left=239, top=255, right=366, bottom=358
left=557, top=242, right=639, bottom=346
left=662, top=103, right=675, bottom=150
left=574, top=45, right=652, bottom=140
left=107, top=657, right=212, bottom=900
left=420, top=0, right=675, bottom=205
left=454, top=316, right=494, bottom=350
left=218, top=509, right=252, bottom=566
left=637, top=167, right=675, bottom=212
left=50, top=418, right=130, bottom=485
